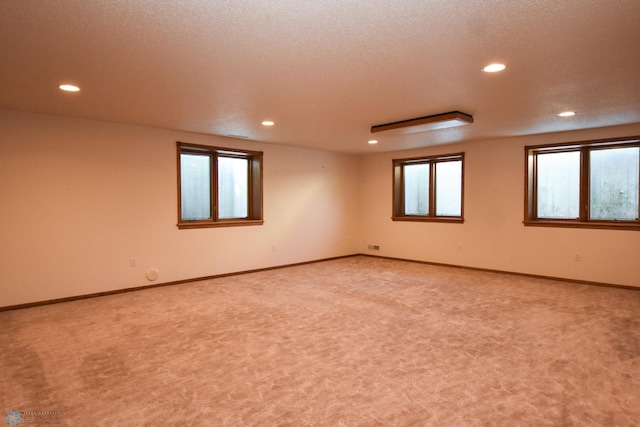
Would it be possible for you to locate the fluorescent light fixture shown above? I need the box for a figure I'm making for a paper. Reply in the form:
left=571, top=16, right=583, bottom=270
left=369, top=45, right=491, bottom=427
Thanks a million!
left=368, top=140, right=378, bottom=145
left=371, top=111, right=473, bottom=135
left=261, top=120, right=275, bottom=126
left=482, top=63, right=506, bottom=72
left=558, top=111, right=576, bottom=117
left=59, top=84, right=80, bottom=92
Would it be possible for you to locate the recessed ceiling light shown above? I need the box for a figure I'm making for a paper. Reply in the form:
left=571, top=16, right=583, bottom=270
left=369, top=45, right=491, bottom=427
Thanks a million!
left=59, top=84, right=80, bottom=92
left=261, top=120, right=275, bottom=126
left=482, top=63, right=506, bottom=73
left=368, top=140, right=378, bottom=145
left=558, top=111, right=576, bottom=117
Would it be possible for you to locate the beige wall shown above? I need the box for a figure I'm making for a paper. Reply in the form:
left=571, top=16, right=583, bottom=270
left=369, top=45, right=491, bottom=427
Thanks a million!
left=359, top=124, right=640, bottom=287
left=0, top=110, right=361, bottom=306
left=1, top=110, right=639, bottom=307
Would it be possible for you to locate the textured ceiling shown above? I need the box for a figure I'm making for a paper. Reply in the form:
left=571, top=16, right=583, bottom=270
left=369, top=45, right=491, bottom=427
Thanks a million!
left=1, top=0, right=640, bottom=153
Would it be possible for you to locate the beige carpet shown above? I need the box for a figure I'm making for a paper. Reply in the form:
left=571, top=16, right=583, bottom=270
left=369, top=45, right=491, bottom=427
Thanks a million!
left=1, top=256, right=639, bottom=426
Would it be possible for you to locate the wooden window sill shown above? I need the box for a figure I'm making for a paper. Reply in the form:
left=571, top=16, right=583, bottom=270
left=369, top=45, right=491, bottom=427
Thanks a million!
left=523, top=220, right=639, bottom=231
left=178, top=219, right=264, bottom=229
left=392, top=216, right=464, bottom=224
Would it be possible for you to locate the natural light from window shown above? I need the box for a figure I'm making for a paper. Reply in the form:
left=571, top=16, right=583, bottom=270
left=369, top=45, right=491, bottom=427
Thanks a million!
left=218, top=157, right=248, bottom=219
left=536, top=151, right=580, bottom=219
left=435, top=160, right=462, bottom=216
left=393, top=152, right=464, bottom=222
left=589, top=147, right=639, bottom=220
left=525, top=137, right=639, bottom=230
left=180, top=154, right=212, bottom=220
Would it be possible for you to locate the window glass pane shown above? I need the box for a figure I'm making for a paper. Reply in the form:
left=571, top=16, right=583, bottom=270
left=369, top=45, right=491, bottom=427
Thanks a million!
left=537, top=151, right=580, bottom=219
left=180, top=154, right=211, bottom=220
left=403, top=163, right=429, bottom=215
left=435, top=160, right=462, bottom=216
left=218, top=156, right=248, bottom=219
left=590, top=147, right=639, bottom=220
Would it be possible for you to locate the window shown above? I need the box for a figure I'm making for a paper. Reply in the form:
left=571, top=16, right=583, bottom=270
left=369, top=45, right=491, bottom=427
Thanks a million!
left=392, top=152, right=464, bottom=222
left=177, top=142, right=263, bottom=229
left=525, top=137, right=640, bottom=230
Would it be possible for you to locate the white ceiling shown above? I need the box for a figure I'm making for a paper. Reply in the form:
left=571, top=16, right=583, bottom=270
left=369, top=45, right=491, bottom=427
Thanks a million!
left=1, top=0, right=640, bottom=153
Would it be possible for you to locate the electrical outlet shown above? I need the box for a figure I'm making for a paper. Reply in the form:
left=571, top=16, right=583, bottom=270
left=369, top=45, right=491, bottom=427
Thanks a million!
left=368, top=245, right=380, bottom=251
left=574, top=253, right=581, bottom=262
left=130, top=257, right=137, bottom=267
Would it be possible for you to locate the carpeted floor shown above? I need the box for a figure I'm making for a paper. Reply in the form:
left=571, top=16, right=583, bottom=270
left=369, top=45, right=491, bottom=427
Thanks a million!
left=1, top=256, right=639, bottom=426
